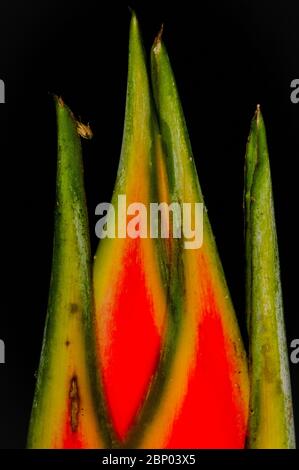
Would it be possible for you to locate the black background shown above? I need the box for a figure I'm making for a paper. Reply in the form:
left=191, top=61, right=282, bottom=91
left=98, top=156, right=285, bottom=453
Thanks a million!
left=0, top=0, right=298, bottom=449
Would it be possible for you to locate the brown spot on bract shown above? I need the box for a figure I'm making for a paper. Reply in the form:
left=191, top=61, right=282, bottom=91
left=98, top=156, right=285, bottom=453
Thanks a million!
left=69, top=375, right=80, bottom=432
left=65, top=340, right=70, bottom=347
left=70, top=303, right=79, bottom=313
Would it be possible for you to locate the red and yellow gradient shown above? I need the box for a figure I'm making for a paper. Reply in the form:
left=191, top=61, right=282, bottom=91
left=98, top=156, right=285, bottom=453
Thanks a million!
left=93, top=14, right=168, bottom=443
left=133, top=36, right=249, bottom=448
left=138, top=243, right=249, bottom=448
left=29, top=15, right=249, bottom=449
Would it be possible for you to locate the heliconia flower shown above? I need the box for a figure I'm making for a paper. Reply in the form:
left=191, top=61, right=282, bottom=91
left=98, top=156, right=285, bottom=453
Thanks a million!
left=92, top=13, right=168, bottom=445
left=130, top=33, right=250, bottom=449
left=27, top=97, right=107, bottom=449
left=244, top=106, right=295, bottom=449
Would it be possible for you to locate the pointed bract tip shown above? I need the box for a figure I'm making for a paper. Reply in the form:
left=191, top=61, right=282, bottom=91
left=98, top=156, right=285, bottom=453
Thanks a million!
left=153, top=24, right=164, bottom=55
left=254, top=104, right=264, bottom=128
left=255, top=103, right=261, bottom=119
left=54, top=95, right=64, bottom=107
left=156, top=24, right=164, bottom=44
left=129, top=8, right=138, bottom=28
left=129, top=8, right=143, bottom=46
left=54, top=96, right=76, bottom=122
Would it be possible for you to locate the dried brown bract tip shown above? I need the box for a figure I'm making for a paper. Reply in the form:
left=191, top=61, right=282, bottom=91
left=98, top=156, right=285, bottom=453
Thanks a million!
left=76, top=121, right=93, bottom=140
